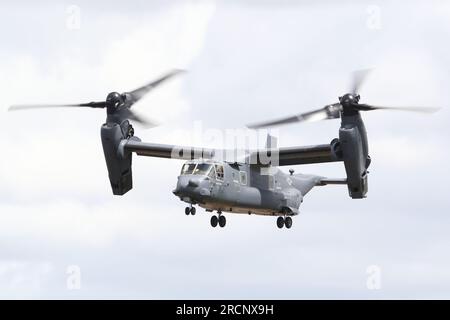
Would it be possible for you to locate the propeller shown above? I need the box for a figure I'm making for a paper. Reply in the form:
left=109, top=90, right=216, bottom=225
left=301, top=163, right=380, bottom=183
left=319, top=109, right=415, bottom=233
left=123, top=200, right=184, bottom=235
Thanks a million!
left=350, top=68, right=371, bottom=95
left=247, top=69, right=440, bottom=129
left=9, top=69, right=185, bottom=128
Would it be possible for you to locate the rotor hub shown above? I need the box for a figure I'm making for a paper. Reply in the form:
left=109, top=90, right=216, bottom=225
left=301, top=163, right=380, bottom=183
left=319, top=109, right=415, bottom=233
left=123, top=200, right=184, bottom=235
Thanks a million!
left=339, top=93, right=360, bottom=106
left=106, top=92, right=124, bottom=112
left=338, top=93, right=361, bottom=116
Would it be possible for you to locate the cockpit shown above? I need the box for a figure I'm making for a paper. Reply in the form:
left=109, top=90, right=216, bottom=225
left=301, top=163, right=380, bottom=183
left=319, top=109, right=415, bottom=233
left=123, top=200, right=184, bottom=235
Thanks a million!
left=193, top=163, right=213, bottom=175
left=180, top=161, right=224, bottom=180
left=180, top=162, right=197, bottom=175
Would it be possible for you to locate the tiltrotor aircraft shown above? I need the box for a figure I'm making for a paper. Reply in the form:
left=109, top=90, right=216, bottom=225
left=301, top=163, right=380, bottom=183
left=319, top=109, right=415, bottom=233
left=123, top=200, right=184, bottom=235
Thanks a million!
left=9, top=69, right=438, bottom=229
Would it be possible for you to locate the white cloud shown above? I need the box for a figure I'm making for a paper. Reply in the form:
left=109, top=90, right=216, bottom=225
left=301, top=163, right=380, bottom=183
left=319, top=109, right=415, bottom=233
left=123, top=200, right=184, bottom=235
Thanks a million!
left=0, top=260, right=54, bottom=299
left=371, top=136, right=442, bottom=168
left=0, top=1, right=216, bottom=200
left=1, top=0, right=450, bottom=299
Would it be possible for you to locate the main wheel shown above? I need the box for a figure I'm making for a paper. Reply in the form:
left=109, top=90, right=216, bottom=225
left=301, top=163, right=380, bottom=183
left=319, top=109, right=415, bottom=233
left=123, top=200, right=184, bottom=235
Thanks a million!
left=190, top=207, right=196, bottom=215
left=285, top=216, right=293, bottom=229
left=210, top=215, right=218, bottom=227
left=218, top=215, right=226, bottom=228
left=185, top=207, right=190, bottom=215
left=276, top=217, right=284, bottom=228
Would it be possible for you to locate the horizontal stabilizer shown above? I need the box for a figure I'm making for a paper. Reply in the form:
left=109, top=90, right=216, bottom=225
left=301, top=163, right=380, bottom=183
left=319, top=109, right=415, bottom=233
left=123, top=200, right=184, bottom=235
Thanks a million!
left=316, top=178, right=347, bottom=186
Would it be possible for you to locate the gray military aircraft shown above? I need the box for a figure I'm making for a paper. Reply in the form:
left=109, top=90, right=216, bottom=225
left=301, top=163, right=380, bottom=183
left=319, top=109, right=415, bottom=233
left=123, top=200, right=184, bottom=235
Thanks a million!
left=9, top=69, right=438, bottom=229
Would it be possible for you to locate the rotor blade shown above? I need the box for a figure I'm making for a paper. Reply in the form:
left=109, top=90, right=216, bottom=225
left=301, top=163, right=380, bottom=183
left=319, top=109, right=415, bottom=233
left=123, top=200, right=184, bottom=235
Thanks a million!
left=350, top=68, right=372, bottom=95
left=247, top=103, right=341, bottom=129
left=356, top=103, right=441, bottom=113
left=127, top=69, right=186, bottom=105
left=124, top=109, right=160, bottom=129
left=9, top=101, right=106, bottom=111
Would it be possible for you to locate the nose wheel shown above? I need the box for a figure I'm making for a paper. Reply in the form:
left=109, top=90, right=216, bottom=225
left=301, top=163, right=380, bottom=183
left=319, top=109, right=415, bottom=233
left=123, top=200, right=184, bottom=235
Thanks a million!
left=277, top=216, right=292, bottom=229
left=211, top=212, right=226, bottom=228
left=185, top=206, right=196, bottom=215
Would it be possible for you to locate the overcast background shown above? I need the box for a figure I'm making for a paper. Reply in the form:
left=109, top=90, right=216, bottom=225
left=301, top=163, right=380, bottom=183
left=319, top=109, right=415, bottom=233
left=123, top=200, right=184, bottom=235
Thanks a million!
left=1, top=0, right=450, bottom=299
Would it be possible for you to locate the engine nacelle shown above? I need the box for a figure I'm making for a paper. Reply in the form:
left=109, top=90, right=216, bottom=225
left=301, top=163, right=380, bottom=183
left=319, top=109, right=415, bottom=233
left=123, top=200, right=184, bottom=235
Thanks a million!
left=339, top=114, right=369, bottom=199
left=101, top=122, right=133, bottom=195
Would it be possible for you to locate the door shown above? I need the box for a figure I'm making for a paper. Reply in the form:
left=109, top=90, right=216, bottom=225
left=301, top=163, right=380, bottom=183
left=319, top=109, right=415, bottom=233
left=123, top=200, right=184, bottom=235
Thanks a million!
left=211, top=164, right=225, bottom=200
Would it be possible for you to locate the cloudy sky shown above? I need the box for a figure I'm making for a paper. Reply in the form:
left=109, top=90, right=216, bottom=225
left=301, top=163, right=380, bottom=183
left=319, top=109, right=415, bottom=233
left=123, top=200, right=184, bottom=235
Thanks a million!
left=1, top=0, right=450, bottom=299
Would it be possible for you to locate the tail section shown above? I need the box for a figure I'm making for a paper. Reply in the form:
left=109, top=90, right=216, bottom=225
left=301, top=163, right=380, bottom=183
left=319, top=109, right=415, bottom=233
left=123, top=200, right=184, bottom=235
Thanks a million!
left=291, top=173, right=346, bottom=196
left=290, top=173, right=322, bottom=196
left=316, top=178, right=347, bottom=186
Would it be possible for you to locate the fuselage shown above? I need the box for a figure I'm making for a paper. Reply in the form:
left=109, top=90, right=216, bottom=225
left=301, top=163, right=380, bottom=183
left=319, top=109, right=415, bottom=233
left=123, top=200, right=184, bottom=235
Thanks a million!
left=172, top=159, right=311, bottom=216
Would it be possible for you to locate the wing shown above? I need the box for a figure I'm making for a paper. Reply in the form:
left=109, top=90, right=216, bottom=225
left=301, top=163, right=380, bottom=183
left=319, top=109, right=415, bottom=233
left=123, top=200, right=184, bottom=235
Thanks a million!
left=246, top=144, right=341, bottom=166
left=122, top=139, right=341, bottom=166
left=122, top=138, right=216, bottom=160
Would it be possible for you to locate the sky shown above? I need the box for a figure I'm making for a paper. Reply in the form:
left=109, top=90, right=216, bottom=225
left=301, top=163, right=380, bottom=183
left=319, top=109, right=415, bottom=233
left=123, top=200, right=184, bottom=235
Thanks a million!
left=0, top=0, right=450, bottom=299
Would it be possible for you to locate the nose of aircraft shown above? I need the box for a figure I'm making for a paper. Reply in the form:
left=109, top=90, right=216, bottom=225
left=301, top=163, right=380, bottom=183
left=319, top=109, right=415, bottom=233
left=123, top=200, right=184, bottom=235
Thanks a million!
left=172, top=175, right=211, bottom=198
left=188, top=178, right=200, bottom=187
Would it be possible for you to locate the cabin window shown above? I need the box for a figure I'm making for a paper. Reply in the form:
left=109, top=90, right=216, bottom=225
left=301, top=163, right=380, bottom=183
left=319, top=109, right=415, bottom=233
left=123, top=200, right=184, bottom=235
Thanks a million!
left=215, top=164, right=224, bottom=181
left=239, top=171, right=247, bottom=185
left=181, top=163, right=196, bottom=175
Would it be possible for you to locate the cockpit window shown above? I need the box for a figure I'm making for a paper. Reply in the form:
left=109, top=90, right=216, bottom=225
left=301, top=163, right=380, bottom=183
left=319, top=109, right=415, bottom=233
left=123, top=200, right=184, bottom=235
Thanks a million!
left=208, top=166, right=216, bottom=179
left=193, top=163, right=213, bottom=175
left=181, top=163, right=196, bottom=175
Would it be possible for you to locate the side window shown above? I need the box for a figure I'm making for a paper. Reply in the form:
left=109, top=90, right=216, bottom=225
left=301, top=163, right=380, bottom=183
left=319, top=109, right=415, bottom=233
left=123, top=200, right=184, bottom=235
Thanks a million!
left=232, top=172, right=239, bottom=183
left=239, top=171, right=247, bottom=185
left=215, top=164, right=224, bottom=181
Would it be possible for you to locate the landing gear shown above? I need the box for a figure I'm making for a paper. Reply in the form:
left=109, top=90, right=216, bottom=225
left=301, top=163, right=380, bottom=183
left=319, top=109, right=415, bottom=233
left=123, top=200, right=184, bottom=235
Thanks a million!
left=211, top=212, right=226, bottom=228
left=277, top=217, right=284, bottom=229
left=210, top=215, right=218, bottom=227
left=276, top=216, right=293, bottom=229
left=219, top=215, right=226, bottom=228
left=185, top=206, right=196, bottom=215
left=285, top=216, right=292, bottom=229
